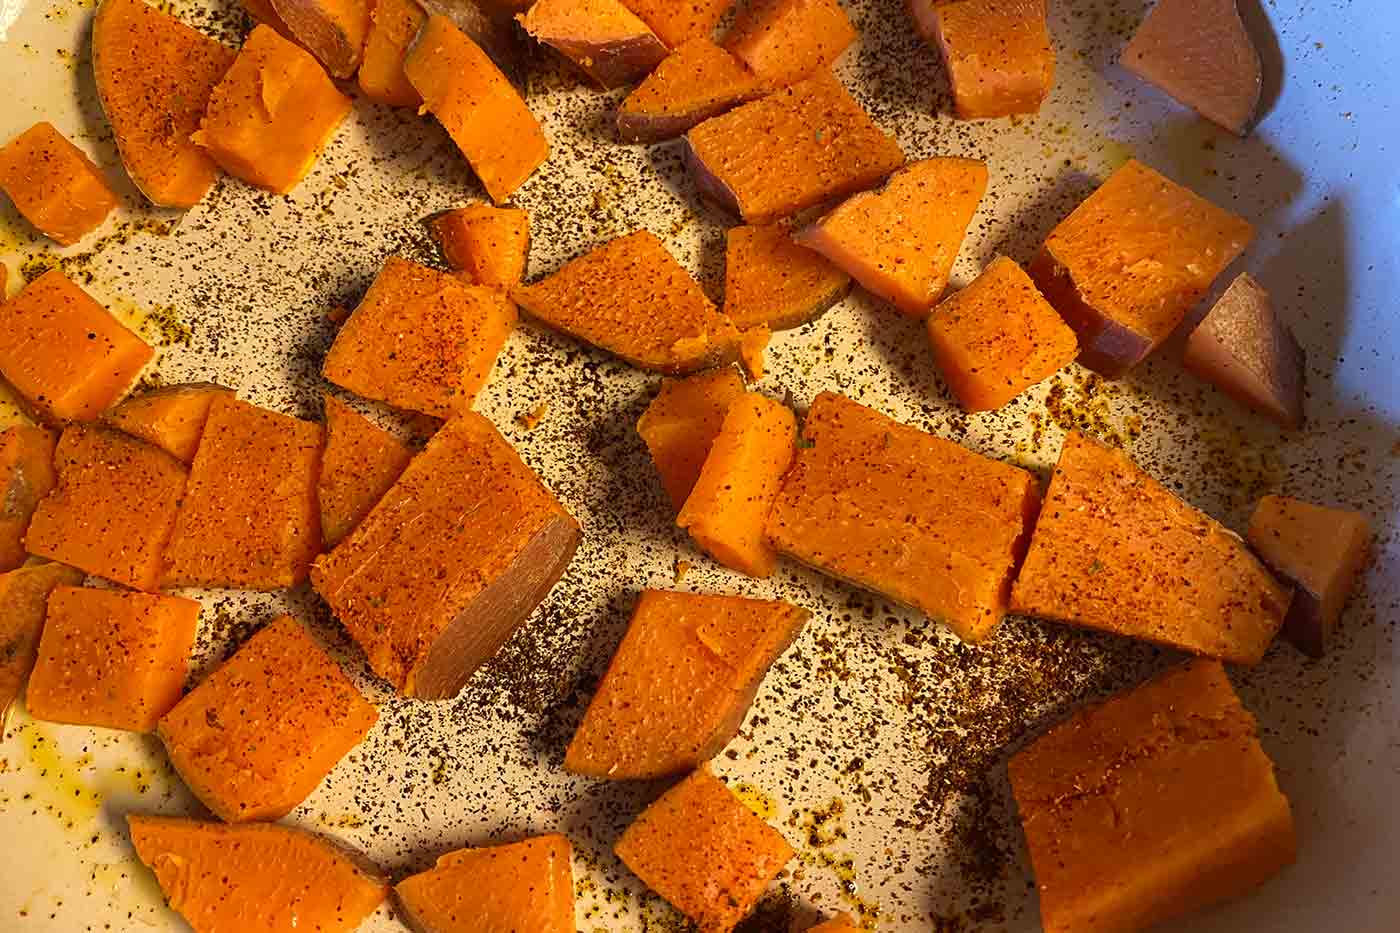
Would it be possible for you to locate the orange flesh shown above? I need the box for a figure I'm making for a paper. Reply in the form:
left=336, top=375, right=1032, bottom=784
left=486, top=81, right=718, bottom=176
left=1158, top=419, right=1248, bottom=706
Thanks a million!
left=271, top=0, right=373, bottom=77
left=618, top=38, right=761, bottom=143
left=511, top=230, right=741, bottom=374
left=25, top=426, right=187, bottom=592
left=319, top=393, right=414, bottom=549
left=25, top=586, right=200, bottom=732
left=636, top=367, right=747, bottom=511
left=323, top=256, right=517, bottom=418
left=795, top=157, right=988, bottom=316
left=565, top=590, right=808, bottom=779
left=723, top=223, right=851, bottom=331
left=101, top=382, right=234, bottom=464
left=161, top=395, right=322, bottom=590
left=430, top=204, right=531, bottom=288
left=157, top=615, right=378, bottom=822
left=395, top=835, right=574, bottom=933
left=0, top=270, right=153, bottom=423
left=357, top=0, right=426, bottom=107
left=1009, top=660, right=1296, bottom=933
left=723, top=0, right=858, bottom=88
left=678, top=392, right=797, bottom=578
left=0, top=563, right=85, bottom=717
left=808, top=915, right=862, bottom=933
left=926, top=255, right=1078, bottom=411
left=0, top=425, right=58, bottom=573
left=620, top=0, right=731, bottom=48
left=737, top=326, right=770, bottom=381
left=766, top=391, right=1040, bottom=642
left=517, top=0, right=668, bottom=89
left=1010, top=431, right=1292, bottom=664
left=0, top=122, right=119, bottom=246
left=911, top=0, right=1055, bottom=119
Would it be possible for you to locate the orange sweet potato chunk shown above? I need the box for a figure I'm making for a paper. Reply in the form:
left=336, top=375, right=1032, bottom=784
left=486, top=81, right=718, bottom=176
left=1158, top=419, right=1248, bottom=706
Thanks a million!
left=0, top=425, right=58, bottom=573
left=241, top=0, right=300, bottom=39
left=158, top=615, right=378, bottom=822
left=430, top=204, right=531, bottom=288
left=766, top=391, right=1040, bottom=642
left=618, top=38, right=761, bottom=143
left=636, top=367, right=747, bottom=511
left=926, top=255, right=1078, bottom=411
left=319, top=393, right=414, bottom=549
left=910, top=0, right=1055, bottom=119
left=271, top=0, right=372, bottom=77
left=724, top=223, right=850, bottom=331
left=686, top=71, right=905, bottom=225
left=129, top=815, right=388, bottom=933
left=796, top=157, right=988, bottom=317
left=512, top=230, right=741, bottom=374
left=620, top=0, right=731, bottom=49
left=566, top=590, right=808, bottom=779
left=395, top=835, right=574, bottom=933
left=808, top=916, right=862, bottom=933
left=0, top=270, right=153, bottom=423
left=0, top=563, right=85, bottom=717
left=737, top=326, right=770, bottom=381
left=1010, top=431, right=1292, bottom=664
left=517, top=0, right=668, bottom=89
left=26, top=587, right=200, bottom=732
left=0, top=122, right=119, bottom=246
left=723, top=0, right=858, bottom=88
left=26, top=426, right=187, bottom=592
left=1009, top=660, right=1296, bottom=933
left=102, top=382, right=234, bottom=464
left=312, top=414, right=580, bottom=699
left=161, top=395, right=322, bottom=590
left=357, top=0, right=426, bottom=107
left=1029, top=159, right=1254, bottom=378
left=616, top=767, right=794, bottom=932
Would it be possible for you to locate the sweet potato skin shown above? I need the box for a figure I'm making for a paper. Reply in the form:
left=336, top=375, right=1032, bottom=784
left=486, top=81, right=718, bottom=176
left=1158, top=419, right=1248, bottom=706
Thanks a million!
left=723, top=0, right=858, bottom=88
left=101, top=382, right=234, bottom=464
left=357, top=0, right=426, bottom=106
left=0, top=122, right=119, bottom=246
left=517, top=0, right=669, bottom=89
left=617, top=38, right=762, bottom=143
left=0, top=425, right=58, bottom=573
left=636, top=367, right=748, bottom=511
left=723, top=223, right=851, bottom=331
left=319, top=393, right=414, bottom=550
left=271, top=0, right=372, bottom=77
left=395, top=835, right=574, bottom=933
left=0, top=563, right=86, bottom=718
left=911, top=0, right=1055, bottom=119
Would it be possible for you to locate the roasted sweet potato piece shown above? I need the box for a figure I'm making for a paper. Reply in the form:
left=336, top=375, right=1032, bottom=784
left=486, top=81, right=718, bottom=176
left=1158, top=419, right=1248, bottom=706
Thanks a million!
left=0, top=425, right=58, bottom=573
left=319, top=393, right=414, bottom=549
left=1010, top=431, right=1291, bottom=664
left=430, top=204, right=531, bottom=287
left=637, top=367, right=747, bottom=511
left=1247, top=496, right=1372, bottom=658
left=1029, top=159, right=1254, bottom=378
left=723, top=223, right=850, bottom=331
left=395, top=835, right=574, bottom=932
left=241, top=0, right=300, bottom=39
left=723, top=0, right=857, bottom=88
left=796, top=157, right=987, bottom=316
left=101, top=382, right=234, bottom=464
left=566, top=590, right=808, bottom=779
left=0, top=122, right=119, bottom=246
left=686, top=71, right=905, bottom=224
left=323, top=257, right=516, bottom=418
left=808, top=916, right=861, bottom=933
left=1183, top=273, right=1305, bottom=429
left=617, top=38, right=761, bottom=143
left=616, top=767, right=794, bottom=932
left=129, top=815, right=388, bottom=933
left=312, top=413, right=580, bottom=699
left=620, top=0, right=731, bottom=49
left=0, top=270, right=153, bottom=423
left=158, top=615, right=378, bottom=822
left=926, top=255, right=1078, bottom=411
left=161, top=395, right=322, bottom=590
left=517, top=0, right=668, bottom=89
left=737, top=326, right=770, bottom=381
left=26, top=426, right=187, bottom=591
left=417, top=0, right=527, bottom=71
left=271, top=0, right=372, bottom=77
left=0, top=563, right=85, bottom=718
left=1009, top=660, right=1296, bottom=933
left=358, top=0, right=425, bottom=106
left=910, top=0, right=1055, bottom=119
left=511, top=230, right=741, bottom=374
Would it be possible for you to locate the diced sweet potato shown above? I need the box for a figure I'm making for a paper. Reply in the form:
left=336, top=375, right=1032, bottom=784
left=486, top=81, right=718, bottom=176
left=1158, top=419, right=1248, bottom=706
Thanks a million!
left=0, top=563, right=85, bottom=718
left=737, top=326, right=770, bottom=381
left=319, top=393, right=414, bottom=549
left=395, top=835, right=574, bottom=933
left=416, top=0, right=527, bottom=72
left=241, top=0, right=300, bottom=38
left=723, top=223, right=851, bottom=331
left=1029, top=159, right=1254, bottom=378
left=1183, top=273, right=1305, bottom=429
left=1010, top=431, right=1291, bottom=664
left=26, top=426, right=187, bottom=592
left=25, top=587, right=200, bottom=732
left=795, top=157, right=987, bottom=317
left=323, top=257, right=516, bottom=418
left=511, top=230, right=741, bottom=374
left=161, top=395, right=322, bottom=590
left=615, top=767, right=794, bottom=932
left=723, top=0, right=858, bottom=88
left=312, top=414, right=580, bottom=699
left=158, top=615, right=378, bottom=822
left=1009, top=660, right=1295, bottom=933
left=619, top=0, right=731, bottom=49
left=686, top=71, right=905, bottom=224
left=910, top=0, right=1055, bottom=119
left=926, top=255, right=1078, bottom=411
left=129, top=814, right=388, bottom=932
left=637, top=367, right=747, bottom=511
left=617, top=38, right=761, bottom=143
left=430, top=204, right=531, bottom=288
left=358, top=0, right=426, bottom=106
left=1247, top=496, right=1372, bottom=658
left=101, top=382, right=235, bottom=464
left=0, top=270, right=153, bottom=423
left=566, top=590, right=809, bottom=779
left=678, top=392, right=796, bottom=577
left=405, top=15, right=549, bottom=203
left=517, top=0, right=668, bottom=89
left=0, top=122, right=119, bottom=246
left=271, top=0, right=372, bottom=77
left=0, top=425, right=58, bottom=573
left=808, top=915, right=861, bottom=933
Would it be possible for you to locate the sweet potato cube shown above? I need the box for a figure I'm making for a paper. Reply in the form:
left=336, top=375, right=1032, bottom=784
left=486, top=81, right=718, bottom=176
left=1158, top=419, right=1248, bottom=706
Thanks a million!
left=158, top=615, right=377, bottom=822
left=430, top=204, right=531, bottom=288
left=195, top=25, right=352, bottom=194
left=808, top=916, right=861, bottom=933
left=723, top=0, right=858, bottom=88
left=161, top=396, right=322, bottom=590
left=240, top=0, right=300, bottom=39
left=616, top=767, right=794, bottom=932
left=323, top=257, right=516, bottom=418
left=25, top=587, right=199, bottom=732
left=357, top=0, right=426, bottom=106
left=910, top=0, right=1056, bottom=119
left=618, top=38, right=761, bottom=143
left=0, top=563, right=85, bottom=717
left=723, top=223, right=850, bottom=331
left=1029, top=159, right=1254, bottom=378
left=566, top=590, right=809, bottom=779
left=766, top=392, right=1039, bottom=642
left=0, top=425, right=58, bottom=573
left=1010, top=431, right=1291, bottom=664
left=0, top=122, right=119, bottom=246
left=637, top=368, right=747, bottom=511
left=395, top=835, right=574, bottom=932
left=517, top=0, right=668, bottom=89
left=619, top=0, right=731, bottom=49
left=271, top=0, right=372, bottom=77
left=926, top=255, right=1078, bottom=411
left=312, top=414, right=580, bottom=699
left=678, top=392, right=796, bottom=577
left=1247, top=496, right=1372, bottom=658
left=0, top=270, right=153, bottom=423
left=796, top=157, right=988, bottom=317
left=101, top=382, right=234, bottom=464
left=129, top=815, right=388, bottom=933
left=319, top=393, right=414, bottom=549
left=737, top=326, right=770, bottom=381
left=26, top=426, right=187, bottom=591
left=1009, top=660, right=1296, bottom=933
left=511, top=230, right=741, bottom=374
